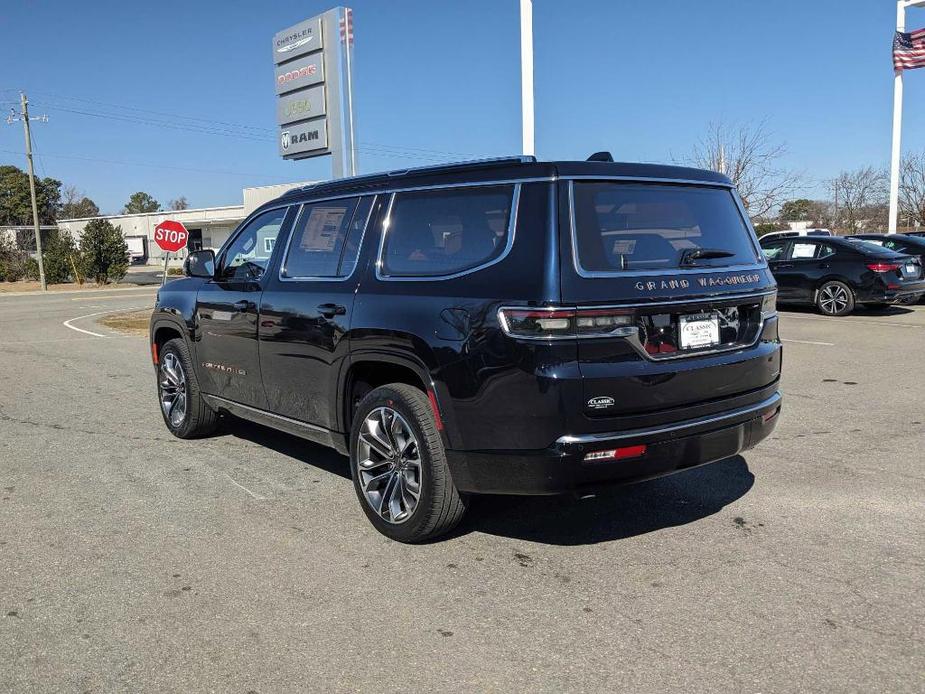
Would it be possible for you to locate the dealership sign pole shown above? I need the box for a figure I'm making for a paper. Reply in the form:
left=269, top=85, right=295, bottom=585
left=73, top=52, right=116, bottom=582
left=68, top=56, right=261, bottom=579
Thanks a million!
left=274, top=7, right=357, bottom=178
left=153, top=220, right=189, bottom=285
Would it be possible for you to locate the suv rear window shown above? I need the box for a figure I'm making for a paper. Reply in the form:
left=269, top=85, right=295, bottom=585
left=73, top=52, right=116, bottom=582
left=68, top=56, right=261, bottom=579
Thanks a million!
left=381, top=185, right=515, bottom=278
left=571, top=182, right=759, bottom=273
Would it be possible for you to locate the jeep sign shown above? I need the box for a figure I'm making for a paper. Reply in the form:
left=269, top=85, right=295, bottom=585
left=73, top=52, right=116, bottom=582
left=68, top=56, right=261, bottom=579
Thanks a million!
left=273, top=7, right=356, bottom=177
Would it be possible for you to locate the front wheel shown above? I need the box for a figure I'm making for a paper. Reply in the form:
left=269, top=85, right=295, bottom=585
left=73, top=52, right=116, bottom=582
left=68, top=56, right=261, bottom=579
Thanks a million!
left=349, top=383, right=467, bottom=543
left=816, top=281, right=855, bottom=316
left=157, top=338, right=219, bottom=438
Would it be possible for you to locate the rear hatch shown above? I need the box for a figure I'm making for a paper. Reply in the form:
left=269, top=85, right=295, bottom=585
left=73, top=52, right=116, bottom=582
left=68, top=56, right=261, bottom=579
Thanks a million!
left=559, top=179, right=780, bottom=426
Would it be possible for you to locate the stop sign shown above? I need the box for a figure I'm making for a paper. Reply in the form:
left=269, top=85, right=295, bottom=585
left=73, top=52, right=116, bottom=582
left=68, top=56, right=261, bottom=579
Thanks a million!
left=153, top=220, right=189, bottom=253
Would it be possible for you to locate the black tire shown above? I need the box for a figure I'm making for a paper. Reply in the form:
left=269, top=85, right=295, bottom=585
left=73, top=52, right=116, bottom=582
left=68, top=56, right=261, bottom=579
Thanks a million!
left=349, top=383, right=467, bottom=543
left=815, top=281, right=855, bottom=316
left=157, top=338, right=219, bottom=438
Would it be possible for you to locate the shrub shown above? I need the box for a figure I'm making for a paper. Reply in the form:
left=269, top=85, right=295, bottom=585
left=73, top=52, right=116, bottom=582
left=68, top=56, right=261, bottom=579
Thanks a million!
left=0, top=236, right=32, bottom=282
left=43, top=231, right=80, bottom=284
left=80, top=219, right=128, bottom=285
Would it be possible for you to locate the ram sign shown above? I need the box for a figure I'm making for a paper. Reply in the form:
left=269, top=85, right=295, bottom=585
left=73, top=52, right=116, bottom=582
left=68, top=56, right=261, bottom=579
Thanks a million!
left=273, top=7, right=356, bottom=177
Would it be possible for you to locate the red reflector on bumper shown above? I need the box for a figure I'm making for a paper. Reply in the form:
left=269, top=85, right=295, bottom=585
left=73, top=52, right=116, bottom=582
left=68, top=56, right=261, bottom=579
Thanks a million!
left=151, top=342, right=159, bottom=365
left=584, top=444, right=647, bottom=462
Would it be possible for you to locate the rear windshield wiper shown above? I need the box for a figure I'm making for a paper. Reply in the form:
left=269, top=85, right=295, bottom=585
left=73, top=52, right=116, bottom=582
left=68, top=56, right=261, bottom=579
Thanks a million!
left=679, top=248, right=736, bottom=267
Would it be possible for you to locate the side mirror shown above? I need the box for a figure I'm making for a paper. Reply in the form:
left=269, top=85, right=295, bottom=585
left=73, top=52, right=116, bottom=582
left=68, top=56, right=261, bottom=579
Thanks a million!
left=185, top=249, right=216, bottom=278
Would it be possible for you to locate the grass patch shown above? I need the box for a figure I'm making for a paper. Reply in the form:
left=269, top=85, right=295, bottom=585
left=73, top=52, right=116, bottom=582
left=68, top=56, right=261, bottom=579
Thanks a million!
left=98, top=308, right=153, bottom=335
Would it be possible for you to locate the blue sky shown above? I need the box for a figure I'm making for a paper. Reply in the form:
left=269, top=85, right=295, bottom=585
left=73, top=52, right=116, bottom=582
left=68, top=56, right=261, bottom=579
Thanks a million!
left=2, top=0, right=924, bottom=214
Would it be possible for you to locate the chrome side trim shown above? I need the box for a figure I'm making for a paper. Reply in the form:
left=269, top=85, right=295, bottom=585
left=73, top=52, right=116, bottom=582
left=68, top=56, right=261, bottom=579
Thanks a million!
left=277, top=194, right=378, bottom=283
left=375, top=182, right=522, bottom=282
left=566, top=180, right=767, bottom=279
left=204, top=394, right=329, bottom=434
left=288, top=176, right=553, bottom=205
left=557, top=392, right=782, bottom=445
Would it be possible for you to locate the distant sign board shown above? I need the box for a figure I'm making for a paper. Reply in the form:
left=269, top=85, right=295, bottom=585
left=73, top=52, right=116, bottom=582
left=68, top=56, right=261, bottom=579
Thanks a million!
left=279, top=118, right=328, bottom=157
left=153, top=220, right=189, bottom=253
left=275, top=52, right=324, bottom=95
left=273, top=7, right=356, bottom=177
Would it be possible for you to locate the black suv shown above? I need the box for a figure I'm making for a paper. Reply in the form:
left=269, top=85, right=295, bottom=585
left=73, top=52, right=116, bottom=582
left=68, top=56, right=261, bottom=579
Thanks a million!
left=151, top=156, right=782, bottom=542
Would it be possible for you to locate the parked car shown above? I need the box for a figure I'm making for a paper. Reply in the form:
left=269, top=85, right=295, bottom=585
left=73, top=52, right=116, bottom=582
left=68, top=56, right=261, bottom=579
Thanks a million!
left=760, top=235, right=925, bottom=315
left=847, top=233, right=925, bottom=304
left=151, top=155, right=783, bottom=542
left=759, top=228, right=833, bottom=243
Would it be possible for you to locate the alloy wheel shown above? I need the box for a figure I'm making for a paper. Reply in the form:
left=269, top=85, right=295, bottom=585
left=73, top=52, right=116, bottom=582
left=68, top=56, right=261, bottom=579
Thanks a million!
left=356, top=407, right=422, bottom=524
left=819, top=285, right=849, bottom=315
left=159, top=352, right=188, bottom=428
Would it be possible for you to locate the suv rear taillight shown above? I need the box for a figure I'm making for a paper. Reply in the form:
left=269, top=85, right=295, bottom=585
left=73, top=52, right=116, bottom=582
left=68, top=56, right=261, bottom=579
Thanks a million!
left=760, top=291, right=777, bottom=319
left=498, top=307, right=636, bottom=340
left=867, top=262, right=900, bottom=272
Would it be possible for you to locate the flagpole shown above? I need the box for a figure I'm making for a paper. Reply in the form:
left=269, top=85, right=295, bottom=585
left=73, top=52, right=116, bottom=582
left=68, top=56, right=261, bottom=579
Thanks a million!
left=888, top=1, right=907, bottom=234
left=520, top=0, right=535, bottom=157
left=889, top=1, right=925, bottom=233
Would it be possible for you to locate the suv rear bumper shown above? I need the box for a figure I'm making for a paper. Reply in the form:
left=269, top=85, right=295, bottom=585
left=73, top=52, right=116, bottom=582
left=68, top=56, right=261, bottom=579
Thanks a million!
left=446, top=392, right=781, bottom=495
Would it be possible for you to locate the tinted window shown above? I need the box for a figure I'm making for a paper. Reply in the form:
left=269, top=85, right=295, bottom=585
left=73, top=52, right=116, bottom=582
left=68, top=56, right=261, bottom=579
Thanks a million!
left=761, top=241, right=787, bottom=260
left=220, top=209, right=286, bottom=281
left=282, top=197, right=372, bottom=278
left=381, top=185, right=514, bottom=277
left=572, top=183, right=758, bottom=272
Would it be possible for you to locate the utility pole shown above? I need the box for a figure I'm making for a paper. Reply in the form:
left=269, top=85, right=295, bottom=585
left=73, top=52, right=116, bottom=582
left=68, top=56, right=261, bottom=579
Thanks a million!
left=6, top=92, right=49, bottom=290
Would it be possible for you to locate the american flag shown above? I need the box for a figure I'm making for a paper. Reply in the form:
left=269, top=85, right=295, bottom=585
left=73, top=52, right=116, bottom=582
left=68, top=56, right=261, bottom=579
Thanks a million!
left=893, top=28, right=925, bottom=71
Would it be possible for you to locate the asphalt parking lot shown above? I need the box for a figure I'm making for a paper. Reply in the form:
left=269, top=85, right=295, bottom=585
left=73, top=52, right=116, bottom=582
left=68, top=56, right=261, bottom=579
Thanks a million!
left=0, top=288, right=922, bottom=693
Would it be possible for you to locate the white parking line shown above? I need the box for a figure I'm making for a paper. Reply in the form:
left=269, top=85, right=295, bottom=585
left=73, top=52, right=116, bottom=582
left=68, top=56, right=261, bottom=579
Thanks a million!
left=62, top=306, right=148, bottom=338
left=782, top=338, right=834, bottom=346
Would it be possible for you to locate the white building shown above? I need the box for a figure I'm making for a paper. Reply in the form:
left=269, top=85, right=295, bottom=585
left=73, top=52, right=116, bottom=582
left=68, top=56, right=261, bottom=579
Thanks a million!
left=57, top=181, right=314, bottom=265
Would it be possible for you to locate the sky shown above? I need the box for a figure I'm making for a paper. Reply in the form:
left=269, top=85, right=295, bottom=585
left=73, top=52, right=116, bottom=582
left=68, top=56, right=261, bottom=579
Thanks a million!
left=2, top=0, right=924, bottom=215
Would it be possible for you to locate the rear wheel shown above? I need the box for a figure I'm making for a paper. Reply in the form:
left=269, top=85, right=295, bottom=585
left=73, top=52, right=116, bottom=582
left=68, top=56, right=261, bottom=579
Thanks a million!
left=157, top=338, right=219, bottom=438
left=816, top=281, right=855, bottom=316
left=349, top=383, right=467, bottom=543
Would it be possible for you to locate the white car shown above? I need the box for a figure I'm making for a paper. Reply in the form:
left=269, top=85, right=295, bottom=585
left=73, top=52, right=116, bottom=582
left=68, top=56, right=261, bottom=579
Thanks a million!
left=759, top=228, right=833, bottom=243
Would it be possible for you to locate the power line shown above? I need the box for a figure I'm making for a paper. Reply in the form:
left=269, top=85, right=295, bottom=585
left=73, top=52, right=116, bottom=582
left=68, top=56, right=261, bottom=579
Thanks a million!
left=27, top=89, right=485, bottom=161
left=0, top=148, right=278, bottom=178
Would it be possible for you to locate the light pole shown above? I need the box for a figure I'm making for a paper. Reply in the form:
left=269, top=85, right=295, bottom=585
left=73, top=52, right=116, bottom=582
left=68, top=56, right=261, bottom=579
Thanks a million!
left=888, top=0, right=925, bottom=234
left=520, top=0, right=535, bottom=157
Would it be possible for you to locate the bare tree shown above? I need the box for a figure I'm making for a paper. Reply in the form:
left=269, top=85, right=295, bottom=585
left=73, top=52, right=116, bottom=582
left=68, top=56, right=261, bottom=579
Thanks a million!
left=59, top=185, right=100, bottom=219
left=830, top=167, right=888, bottom=233
left=900, top=151, right=925, bottom=227
left=689, top=121, right=801, bottom=219
left=168, top=196, right=189, bottom=211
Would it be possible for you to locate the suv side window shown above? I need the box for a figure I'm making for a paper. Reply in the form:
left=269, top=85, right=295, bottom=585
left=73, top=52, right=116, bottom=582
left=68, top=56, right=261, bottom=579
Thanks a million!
left=816, top=244, right=835, bottom=259
left=220, top=208, right=287, bottom=282
left=281, top=196, right=373, bottom=279
left=380, top=185, right=515, bottom=278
